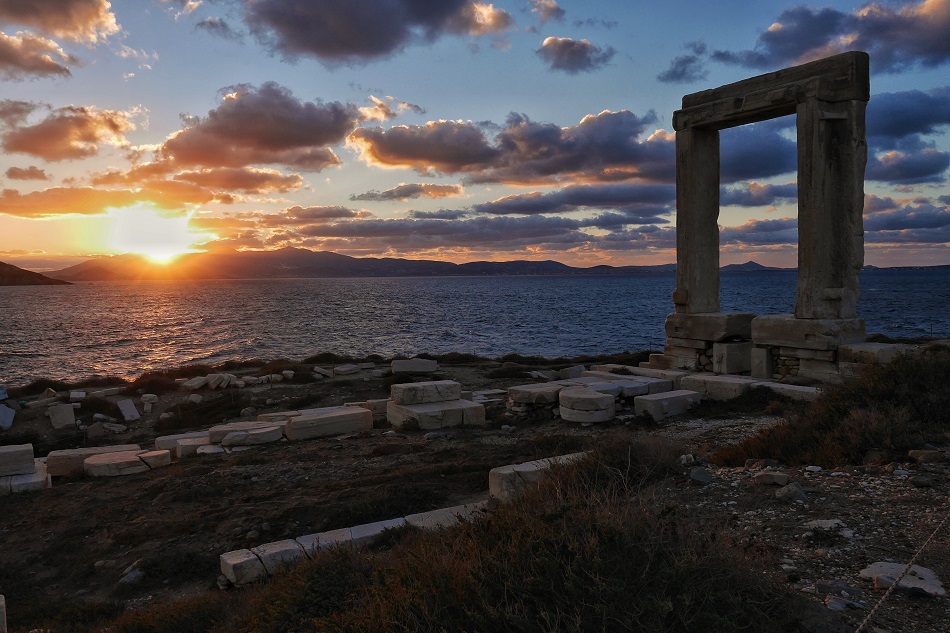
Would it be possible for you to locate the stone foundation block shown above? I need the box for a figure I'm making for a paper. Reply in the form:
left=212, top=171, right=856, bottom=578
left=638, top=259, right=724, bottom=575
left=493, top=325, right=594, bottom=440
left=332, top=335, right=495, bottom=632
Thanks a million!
left=221, top=426, right=283, bottom=447
left=84, top=450, right=149, bottom=477
left=220, top=549, right=267, bottom=585
left=680, top=375, right=761, bottom=401
left=176, top=437, right=212, bottom=458
left=138, top=450, right=172, bottom=469
left=404, top=501, right=490, bottom=530
left=46, top=444, right=141, bottom=477
left=779, top=347, right=836, bottom=361
left=507, top=383, right=564, bottom=404
left=0, top=444, right=35, bottom=476
left=634, top=390, right=702, bottom=421
left=391, top=380, right=462, bottom=405
left=284, top=406, right=373, bottom=440
left=209, top=421, right=288, bottom=443
left=608, top=380, right=651, bottom=397
left=667, top=337, right=711, bottom=349
left=251, top=540, right=307, bottom=575
left=350, top=518, right=407, bottom=546
left=296, top=528, right=352, bottom=555
left=558, top=388, right=614, bottom=411
left=48, top=404, right=76, bottom=430
left=665, top=312, right=756, bottom=342
left=559, top=405, right=615, bottom=423
left=750, top=347, right=773, bottom=379
left=391, top=359, right=438, bottom=374
left=10, top=459, right=50, bottom=493
left=752, top=315, right=865, bottom=350
left=387, top=399, right=485, bottom=431
left=712, top=341, right=753, bottom=374
left=155, top=431, right=209, bottom=451
left=627, top=367, right=690, bottom=389
left=489, top=452, right=588, bottom=501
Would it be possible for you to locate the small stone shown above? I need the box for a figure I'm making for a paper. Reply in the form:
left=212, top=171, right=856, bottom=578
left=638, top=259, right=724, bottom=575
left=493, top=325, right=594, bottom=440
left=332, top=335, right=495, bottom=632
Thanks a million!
left=824, top=597, right=847, bottom=611
left=188, top=394, right=203, bottom=404
left=775, top=482, right=807, bottom=502
left=424, top=431, right=449, bottom=441
left=754, top=472, right=790, bottom=486
left=119, top=568, right=145, bottom=585
left=892, top=469, right=911, bottom=476
left=690, top=467, right=713, bottom=485
left=910, top=475, right=933, bottom=488
left=805, top=465, right=822, bottom=472
left=141, top=394, right=159, bottom=404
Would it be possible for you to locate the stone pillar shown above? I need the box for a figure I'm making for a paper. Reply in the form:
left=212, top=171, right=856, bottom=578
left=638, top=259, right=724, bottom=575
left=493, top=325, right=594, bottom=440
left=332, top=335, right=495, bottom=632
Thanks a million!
left=673, top=126, right=720, bottom=314
left=795, top=98, right=868, bottom=319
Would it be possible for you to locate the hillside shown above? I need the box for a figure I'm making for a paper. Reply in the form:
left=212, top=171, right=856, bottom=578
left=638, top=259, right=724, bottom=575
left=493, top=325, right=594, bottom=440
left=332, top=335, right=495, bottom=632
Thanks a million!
left=0, top=261, right=71, bottom=286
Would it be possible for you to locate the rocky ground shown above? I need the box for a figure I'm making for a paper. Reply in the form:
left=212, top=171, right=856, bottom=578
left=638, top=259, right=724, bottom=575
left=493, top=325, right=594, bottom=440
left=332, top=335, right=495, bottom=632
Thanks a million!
left=0, top=360, right=947, bottom=632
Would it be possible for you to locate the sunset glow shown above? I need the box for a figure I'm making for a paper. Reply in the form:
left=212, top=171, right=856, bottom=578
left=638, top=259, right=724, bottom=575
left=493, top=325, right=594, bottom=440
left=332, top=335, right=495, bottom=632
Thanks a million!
left=107, top=205, right=209, bottom=264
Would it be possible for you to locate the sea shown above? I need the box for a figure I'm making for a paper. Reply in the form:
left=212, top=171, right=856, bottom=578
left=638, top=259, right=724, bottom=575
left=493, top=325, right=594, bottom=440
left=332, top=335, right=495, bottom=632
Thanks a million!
left=1, top=269, right=948, bottom=386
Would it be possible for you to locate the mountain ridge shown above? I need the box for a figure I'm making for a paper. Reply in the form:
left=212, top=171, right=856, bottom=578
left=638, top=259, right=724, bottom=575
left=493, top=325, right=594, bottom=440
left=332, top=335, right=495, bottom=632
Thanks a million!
left=0, top=261, right=71, bottom=286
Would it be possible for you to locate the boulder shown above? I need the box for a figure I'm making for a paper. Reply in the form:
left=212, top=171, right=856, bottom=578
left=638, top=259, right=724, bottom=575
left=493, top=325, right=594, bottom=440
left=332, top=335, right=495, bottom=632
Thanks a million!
left=46, top=444, right=142, bottom=477
left=0, top=444, right=35, bottom=477
left=141, top=394, right=159, bottom=404
left=84, top=451, right=149, bottom=477
left=284, top=406, right=373, bottom=441
left=391, top=380, right=462, bottom=405
left=313, top=367, right=334, bottom=378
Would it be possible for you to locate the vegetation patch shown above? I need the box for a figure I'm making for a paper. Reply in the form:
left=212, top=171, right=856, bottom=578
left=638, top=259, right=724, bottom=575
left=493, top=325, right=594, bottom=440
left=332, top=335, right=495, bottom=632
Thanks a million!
left=714, top=349, right=950, bottom=466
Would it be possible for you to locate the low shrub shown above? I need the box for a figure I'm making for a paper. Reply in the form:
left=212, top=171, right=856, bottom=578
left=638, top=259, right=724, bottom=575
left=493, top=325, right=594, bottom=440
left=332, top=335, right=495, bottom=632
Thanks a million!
left=714, top=349, right=950, bottom=466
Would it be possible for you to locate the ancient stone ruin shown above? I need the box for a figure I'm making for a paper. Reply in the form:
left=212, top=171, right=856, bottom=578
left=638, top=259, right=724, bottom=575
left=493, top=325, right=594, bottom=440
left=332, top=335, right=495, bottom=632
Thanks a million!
left=649, top=51, right=901, bottom=382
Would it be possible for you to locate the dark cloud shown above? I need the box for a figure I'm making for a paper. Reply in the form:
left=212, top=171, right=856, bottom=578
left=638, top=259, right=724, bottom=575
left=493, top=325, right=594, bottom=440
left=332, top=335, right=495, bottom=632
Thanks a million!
left=261, top=205, right=371, bottom=227
left=719, top=217, right=799, bottom=246
left=1, top=105, right=134, bottom=161
left=867, top=145, right=950, bottom=185
left=0, top=0, right=118, bottom=43
left=864, top=201, right=950, bottom=232
left=940, top=195, right=950, bottom=205
left=657, top=42, right=708, bottom=84
left=243, top=0, right=511, bottom=64
left=195, top=17, right=241, bottom=41
left=172, top=167, right=303, bottom=193
left=571, top=18, right=618, bottom=29
left=0, top=100, right=38, bottom=126
left=536, top=36, right=615, bottom=73
left=867, top=86, right=950, bottom=145
left=711, top=1, right=950, bottom=73
left=350, top=183, right=463, bottom=201
left=160, top=82, right=359, bottom=170
left=721, top=182, right=797, bottom=207
left=719, top=118, right=797, bottom=182
left=407, top=208, right=470, bottom=219
left=470, top=183, right=674, bottom=218
left=0, top=31, right=76, bottom=79
left=5, top=165, right=48, bottom=180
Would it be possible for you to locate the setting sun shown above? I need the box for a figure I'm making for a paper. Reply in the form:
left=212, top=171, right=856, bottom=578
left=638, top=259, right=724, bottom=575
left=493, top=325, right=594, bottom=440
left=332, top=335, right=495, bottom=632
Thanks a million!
left=107, top=204, right=211, bottom=264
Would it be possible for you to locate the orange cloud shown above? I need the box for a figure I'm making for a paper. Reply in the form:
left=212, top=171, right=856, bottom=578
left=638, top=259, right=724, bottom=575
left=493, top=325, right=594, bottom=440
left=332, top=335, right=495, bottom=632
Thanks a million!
left=0, top=0, right=119, bottom=44
left=0, top=186, right=139, bottom=217
left=5, top=165, right=48, bottom=180
left=0, top=31, right=76, bottom=79
left=172, top=167, right=304, bottom=194
left=2, top=105, right=136, bottom=161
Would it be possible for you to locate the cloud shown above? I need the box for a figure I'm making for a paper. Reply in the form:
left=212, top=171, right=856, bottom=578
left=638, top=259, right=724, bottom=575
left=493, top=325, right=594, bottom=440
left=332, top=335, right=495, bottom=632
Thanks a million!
left=867, top=145, right=950, bottom=185
left=657, top=42, right=708, bottom=83
left=243, top=0, right=511, bottom=64
left=0, top=31, right=76, bottom=79
left=470, top=183, right=674, bottom=219
left=0, top=186, right=140, bottom=218
left=407, top=208, right=470, bottom=220
left=531, top=0, right=565, bottom=24
left=172, top=167, right=304, bottom=193
left=0, top=99, right=37, bottom=126
left=195, top=17, right=241, bottom=41
left=536, top=36, right=615, bottom=73
left=0, top=0, right=119, bottom=44
left=719, top=217, right=799, bottom=246
left=159, top=82, right=359, bottom=171
left=711, top=1, right=950, bottom=73
left=1, top=104, right=136, bottom=161
left=350, top=183, right=463, bottom=201
left=864, top=201, right=950, bottom=233
left=867, top=86, right=950, bottom=141
left=5, top=165, right=48, bottom=180
left=719, top=118, right=797, bottom=182
left=358, top=95, right=425, bottom=122
left=260, top=205, right=372, bottom=227
left=721, top=182, right=797, bottom=207
left=350, top=110, right=675, bottom=185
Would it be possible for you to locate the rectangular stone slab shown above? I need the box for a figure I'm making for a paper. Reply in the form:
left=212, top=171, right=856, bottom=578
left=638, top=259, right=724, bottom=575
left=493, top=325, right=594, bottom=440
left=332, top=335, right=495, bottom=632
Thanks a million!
left=84, top=450, right=149, bottom=477
left=390, top=380, right=462, bottom=405
left=507, top=383, right=564, bottom=404
left=284, top=406, right=372, bottom=441
left=209, top=420, right=288, bottom=443
left=404, top=501, right=489, bottom=530
left=489, top=452, right=588, bottom=502
left=665, top=312, right=755, bottom=342
left=680, top=375, right=762, bottom=401
left=251, top=539, right=307, bottom=575
left=387, top=399, right=485, bottom=431
left=155, top=431, right=209, bottom=451
left=116, top=399, right=141, bottom=422
left=634, top=390, right=702, bottom=421
left=0, top=403, right=16, bottom=431
left=46, top=444, right=141, bottom=477
left=350, top=518, right=407, bottom=546
left=10, top=459, right=50, bottom=493
left=391, top=358, right=438, bottom=374
left=48, top=404, right=76, bottom=430
left=751, top=315, right=865, bottom=350
left=220, top=549, right=267, bottom=585
left=176, top=437, right=212, bottom=458
left=0, top=443, right=35, bottom=476
left=627, top=367, right=690, bottom=389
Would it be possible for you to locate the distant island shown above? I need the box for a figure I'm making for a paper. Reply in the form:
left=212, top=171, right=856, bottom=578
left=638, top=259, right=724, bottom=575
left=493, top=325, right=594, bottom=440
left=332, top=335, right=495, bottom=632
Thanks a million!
left=0, top=261, right=71, bottom=286
left=5, top=250, right=947, bottom=282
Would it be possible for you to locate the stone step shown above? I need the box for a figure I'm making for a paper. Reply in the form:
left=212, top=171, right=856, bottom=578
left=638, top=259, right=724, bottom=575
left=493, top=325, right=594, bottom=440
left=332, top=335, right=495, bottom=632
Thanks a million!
left=679, top=374, right=762, bottom=401
left=634, top=390, right=702, bottom=421
left=758, top=382, right=820, bottom=402
left=387, top=399, right=486, bottom=431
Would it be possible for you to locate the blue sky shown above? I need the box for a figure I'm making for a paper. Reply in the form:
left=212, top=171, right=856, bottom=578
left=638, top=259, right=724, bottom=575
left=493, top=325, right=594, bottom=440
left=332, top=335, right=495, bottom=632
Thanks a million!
left=0, top=0, right=948, bottom=270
